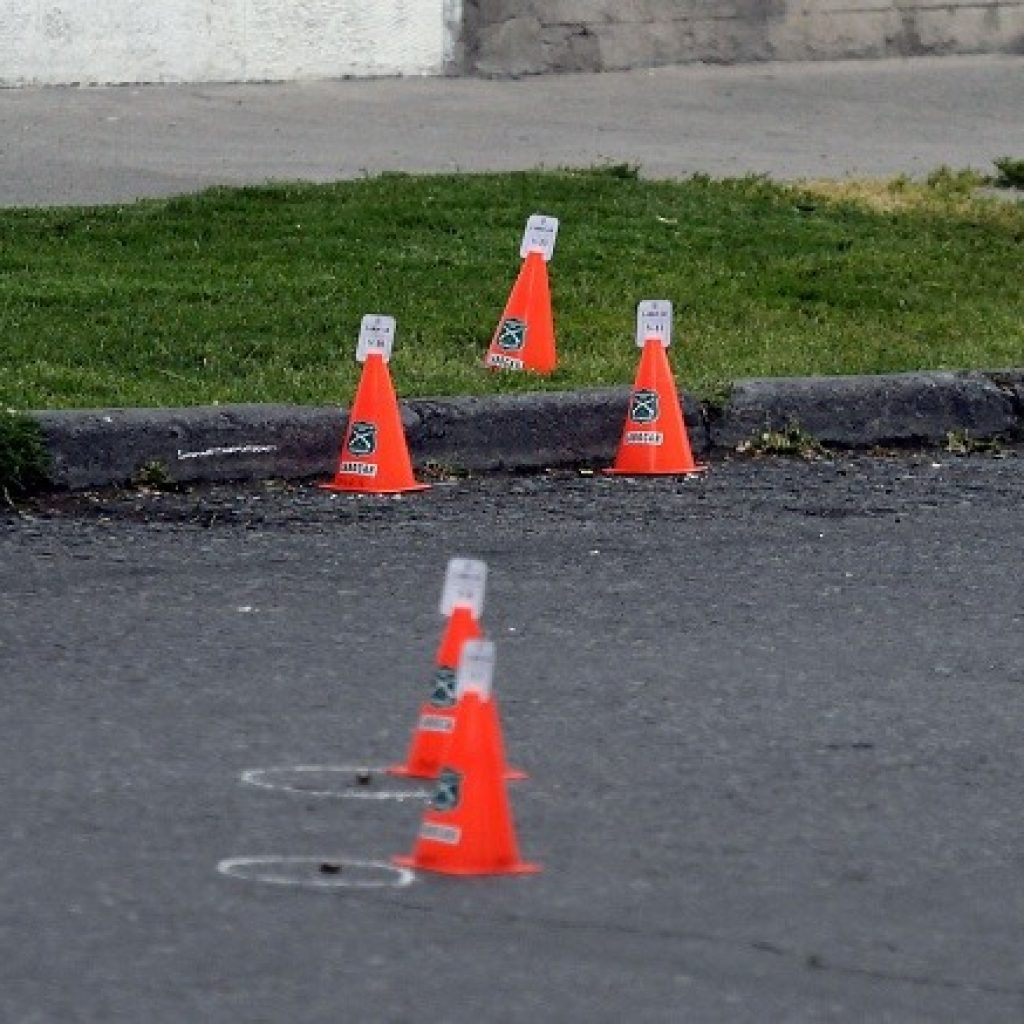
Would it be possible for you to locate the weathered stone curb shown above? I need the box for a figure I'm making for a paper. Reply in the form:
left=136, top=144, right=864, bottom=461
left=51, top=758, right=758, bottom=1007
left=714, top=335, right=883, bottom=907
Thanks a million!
left=33, top=404, right=342, bottom=491
left=710, top=370, right=1024, bottom=450
left=31, top=369, right=1024, bottom=490
left=407, top=388, right=644, bottom=473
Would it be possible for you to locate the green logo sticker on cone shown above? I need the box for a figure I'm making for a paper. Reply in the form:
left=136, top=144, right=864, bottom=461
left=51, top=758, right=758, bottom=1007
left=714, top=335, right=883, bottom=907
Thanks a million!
left=346, top=421, right=377, bottom=457
left=630, top=389, right=659, bottom=424
left=496, top=317, right=527, bottom=352
left=430, top=667, right=458, bottom=708
left=431, top=768, right=462, bottom=812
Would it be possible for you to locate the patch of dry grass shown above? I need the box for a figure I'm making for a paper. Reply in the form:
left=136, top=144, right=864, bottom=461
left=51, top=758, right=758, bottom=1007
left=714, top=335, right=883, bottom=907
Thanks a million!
left=798, top=167, right=1020, bottom=225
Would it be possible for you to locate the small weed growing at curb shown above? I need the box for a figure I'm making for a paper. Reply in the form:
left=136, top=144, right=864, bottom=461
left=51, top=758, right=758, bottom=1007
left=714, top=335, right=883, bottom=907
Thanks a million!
left=133, top=459, right=172, bottom=489
left=993, top=157, right=1024, bottom=190
left=0, top=411, right=50, bottom=501
left=945, top=429, right=1003, bottom=455
left=699, top=380, right=737, bottom=416
left=421, top=460, right=473, bottom=482
left=737, top=421, right=827, bottom=459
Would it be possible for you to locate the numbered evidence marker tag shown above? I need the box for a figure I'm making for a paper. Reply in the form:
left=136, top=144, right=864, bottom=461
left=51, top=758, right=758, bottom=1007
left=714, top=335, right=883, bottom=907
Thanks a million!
left=440, top=557, right=487, bottom=619
left=636, top=299, right=672, bottom=348
left=519, top=215, right=559, bottom=262
left=456, top=639, right=496, bottom=701
left=356, top=314, right=396, bottom=363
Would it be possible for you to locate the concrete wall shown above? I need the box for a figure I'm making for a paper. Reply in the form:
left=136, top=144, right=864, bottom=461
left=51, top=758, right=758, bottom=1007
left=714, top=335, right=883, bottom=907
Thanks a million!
left=3, top=0, right=1023, bottom=85
left=0, top=0, right=463, bottom=86
left=463, top=0, right=1024, bottom=75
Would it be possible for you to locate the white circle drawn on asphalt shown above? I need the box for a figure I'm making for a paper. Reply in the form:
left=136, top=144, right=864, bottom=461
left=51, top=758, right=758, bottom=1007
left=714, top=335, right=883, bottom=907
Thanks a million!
left=240, top=765, right=430, bottom=801
left=217, top=856, right=415, bottom=890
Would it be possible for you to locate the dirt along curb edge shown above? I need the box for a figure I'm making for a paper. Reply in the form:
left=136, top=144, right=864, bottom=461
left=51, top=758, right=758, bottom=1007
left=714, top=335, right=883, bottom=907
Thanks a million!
left=30, top=369, right=1024, bottom=491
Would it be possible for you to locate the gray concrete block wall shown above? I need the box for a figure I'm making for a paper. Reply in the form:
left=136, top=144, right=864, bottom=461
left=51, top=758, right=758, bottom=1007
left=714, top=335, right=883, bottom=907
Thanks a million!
left=462, top=0, right=1024, bottom=75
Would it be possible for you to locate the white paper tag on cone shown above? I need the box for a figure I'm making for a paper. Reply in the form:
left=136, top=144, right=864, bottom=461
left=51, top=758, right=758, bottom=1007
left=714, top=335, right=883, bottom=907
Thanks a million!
left=356, top=314, right=396, bottom=363
left=440, top=558, right=487, bottom=618
left=456, top=639, right=495, bottom=701
left=519, top=215, right=559, bottom=261
left=636, top=300, right=672, bottom=348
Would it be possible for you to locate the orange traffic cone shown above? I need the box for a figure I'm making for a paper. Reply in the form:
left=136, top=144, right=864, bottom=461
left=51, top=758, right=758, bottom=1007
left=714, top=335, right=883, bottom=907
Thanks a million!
left=606, top=301, right=705, bottom=476
left=483, top=215, right=559, bottom=375
left=387, top=605, right=481, bottom=779
left=394, top=640, right=539, bottom=876
left=321, top=316, right=428, bottom=494
left=389, top=557, right=525, bottom=781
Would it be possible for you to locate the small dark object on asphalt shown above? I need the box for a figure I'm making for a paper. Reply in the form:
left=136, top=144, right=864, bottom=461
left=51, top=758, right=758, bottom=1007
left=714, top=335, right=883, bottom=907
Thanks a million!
left=319, top=862, right=342, bottom=875
left=355, top=770, right=372, bottom=786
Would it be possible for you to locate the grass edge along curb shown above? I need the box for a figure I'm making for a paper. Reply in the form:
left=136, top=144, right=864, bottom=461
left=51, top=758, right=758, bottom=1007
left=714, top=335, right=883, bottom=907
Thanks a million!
left=21, top=368, right=1024, bottom=493
left=3, top=169, right=1023, bottom=412
left=0, top=410, right=51, bottom=501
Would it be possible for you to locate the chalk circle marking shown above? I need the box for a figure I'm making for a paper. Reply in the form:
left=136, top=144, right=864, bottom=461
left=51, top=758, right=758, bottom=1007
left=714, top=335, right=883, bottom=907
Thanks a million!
left=217, top=856, right=415, bottom=890
left=240, top=765, right=430, bottom=801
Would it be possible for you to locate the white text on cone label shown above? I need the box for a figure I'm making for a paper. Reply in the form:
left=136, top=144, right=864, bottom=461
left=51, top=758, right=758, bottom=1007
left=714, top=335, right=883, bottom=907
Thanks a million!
left=520, top=215, right=559, bottom=262
left=440, top=558, right=487, bottom=618
left=356, top=314, right=396, bottom=363
left=636, top=300, right=672, bottom=348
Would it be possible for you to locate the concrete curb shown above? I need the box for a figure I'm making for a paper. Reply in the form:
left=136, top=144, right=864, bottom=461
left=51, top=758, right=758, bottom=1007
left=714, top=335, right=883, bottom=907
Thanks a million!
left=710, top=370, right=1024, bottom=450
left=31, top=369, right=1024, bottom=490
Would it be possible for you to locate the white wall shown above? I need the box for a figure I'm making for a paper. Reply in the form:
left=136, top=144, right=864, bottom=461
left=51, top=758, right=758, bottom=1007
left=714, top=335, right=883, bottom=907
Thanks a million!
left=0, top=0, right=461, bottom=86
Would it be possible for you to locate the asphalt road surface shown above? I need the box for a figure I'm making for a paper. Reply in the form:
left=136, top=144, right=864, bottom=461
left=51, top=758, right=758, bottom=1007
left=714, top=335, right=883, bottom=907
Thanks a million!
left=2, top=453, right=1023, bottom=1022
left=2, top=54, right=1023, bottom=206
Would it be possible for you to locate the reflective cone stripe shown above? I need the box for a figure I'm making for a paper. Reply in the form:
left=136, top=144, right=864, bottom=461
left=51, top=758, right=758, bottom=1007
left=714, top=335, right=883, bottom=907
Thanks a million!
left=393, top=692, right=540, bottom=876
left=483, top=250, right=556, bottom=375
left=388, top=606, right=482, bottom=780
left=320, top=352, right=428, bottom=494
left=605, top=338, right=706, bottom=476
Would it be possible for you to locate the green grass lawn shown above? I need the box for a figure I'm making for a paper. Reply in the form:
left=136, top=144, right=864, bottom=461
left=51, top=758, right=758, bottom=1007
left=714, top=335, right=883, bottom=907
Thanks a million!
left=1, top=168, right=1021, bottom=412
